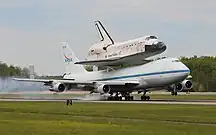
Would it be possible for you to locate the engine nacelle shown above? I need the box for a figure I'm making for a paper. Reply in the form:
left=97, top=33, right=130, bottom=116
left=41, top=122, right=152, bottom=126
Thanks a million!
left=175, top=83, right=184, bottom=91
left=167, top=79, right=193, bottom=92
left=95, top=84, right=111, bottom=94
left=167, top=83, right=183, bottom=92
left=181, top=80, right=193, bottom=90
left=168, top=83, right=183, bottom=91
left=49, top=82, right=65, bottom=92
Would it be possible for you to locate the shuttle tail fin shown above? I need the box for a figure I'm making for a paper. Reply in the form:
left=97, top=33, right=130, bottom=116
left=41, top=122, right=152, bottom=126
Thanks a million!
left=61, top=42, right=88, bottom=76
left=94, top=20, right=114, bottom=45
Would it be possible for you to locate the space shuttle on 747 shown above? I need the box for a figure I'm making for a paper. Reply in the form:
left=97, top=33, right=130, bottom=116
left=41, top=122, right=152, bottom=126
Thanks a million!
left=75, top=20, right=167, bottom=67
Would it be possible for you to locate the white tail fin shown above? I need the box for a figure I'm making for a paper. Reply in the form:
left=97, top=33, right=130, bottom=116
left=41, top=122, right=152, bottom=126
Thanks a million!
left=61, top=42, right=87, bottom=75
left=94, top=20, right=114, bottom=45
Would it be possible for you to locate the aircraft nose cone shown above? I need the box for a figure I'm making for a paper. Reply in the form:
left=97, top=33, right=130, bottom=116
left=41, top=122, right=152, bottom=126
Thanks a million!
left=145, top=41, right=167, bottom=52
left=153, top=41, right=166, bottom=49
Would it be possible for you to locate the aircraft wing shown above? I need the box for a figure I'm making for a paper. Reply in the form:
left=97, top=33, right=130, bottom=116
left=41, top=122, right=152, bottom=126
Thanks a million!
left=12, top=78, right=139, bottom=85
left=75, top=57, right=121, bottom=66
left=13, top=78, right=54, bottom=83
left=13, top=78, right=139, bottom=86
left=12, top=78, right=93, bottom=85
left=75, top=53, right=152, bottom=67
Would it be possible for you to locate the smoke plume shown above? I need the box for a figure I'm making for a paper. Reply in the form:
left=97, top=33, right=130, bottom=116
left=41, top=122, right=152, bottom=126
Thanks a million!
left=0, top=77, right=48, bottom=93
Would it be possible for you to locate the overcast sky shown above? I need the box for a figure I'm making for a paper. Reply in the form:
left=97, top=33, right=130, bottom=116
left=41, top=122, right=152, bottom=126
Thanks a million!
left=0, top=0, right=216, bottom=75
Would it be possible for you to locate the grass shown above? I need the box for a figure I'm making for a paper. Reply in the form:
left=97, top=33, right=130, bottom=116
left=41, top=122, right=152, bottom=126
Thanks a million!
left=0, top=101, right=216, bottom=135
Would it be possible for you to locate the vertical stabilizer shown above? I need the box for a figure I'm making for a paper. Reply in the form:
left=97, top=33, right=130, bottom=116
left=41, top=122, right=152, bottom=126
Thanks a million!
left=94, top=20, right=114, bottom=45
left=61, top=42, right=87, bottom=75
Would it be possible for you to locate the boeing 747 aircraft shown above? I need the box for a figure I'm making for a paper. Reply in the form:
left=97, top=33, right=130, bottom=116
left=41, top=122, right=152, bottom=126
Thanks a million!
left=75, top=20, right=167, bottom=67
left=13, top=43, right=192, bottom=101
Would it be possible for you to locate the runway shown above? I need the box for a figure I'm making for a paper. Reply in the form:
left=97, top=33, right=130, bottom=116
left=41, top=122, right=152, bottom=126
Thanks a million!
left=1, top=98, right=216, bottom=105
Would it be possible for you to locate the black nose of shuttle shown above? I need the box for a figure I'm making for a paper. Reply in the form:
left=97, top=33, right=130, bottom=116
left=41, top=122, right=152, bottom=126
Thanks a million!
left=145, top=41, right=167, bottom=52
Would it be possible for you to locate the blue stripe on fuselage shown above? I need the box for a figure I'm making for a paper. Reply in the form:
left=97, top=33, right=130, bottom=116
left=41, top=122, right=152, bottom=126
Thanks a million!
left=95, top=69, right=190, bottom=81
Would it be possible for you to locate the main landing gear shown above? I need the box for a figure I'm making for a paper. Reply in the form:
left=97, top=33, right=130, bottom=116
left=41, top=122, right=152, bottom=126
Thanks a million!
left=140, top=90, right=150, bottom=101
left=171, top=91, right=178, bottom=96
left=107, top=92, right=134, bottom=101
left=141, top=95, right=150, bottom=101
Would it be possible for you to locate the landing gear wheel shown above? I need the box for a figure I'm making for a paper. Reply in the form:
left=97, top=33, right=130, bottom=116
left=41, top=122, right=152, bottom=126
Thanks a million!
left=141, top=96, right=144, bottom=101
left=130, top=96, right=134, bottom=101
left=125, top=96, right=133, bottom=101
left=171, top=92, right=174, bottom=96
left=171, top=92, right=178, bottom=96
left=141, top=96, right=150, bottom=101
left=110, top=96, right=114, bottom=100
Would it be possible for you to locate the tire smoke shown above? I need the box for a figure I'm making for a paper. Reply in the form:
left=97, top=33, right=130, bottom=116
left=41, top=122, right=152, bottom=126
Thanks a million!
left=0, top=77, right=48, bottom=92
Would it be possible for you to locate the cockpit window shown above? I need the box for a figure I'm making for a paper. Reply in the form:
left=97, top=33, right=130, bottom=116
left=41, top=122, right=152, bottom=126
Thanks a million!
left=145, top=36, right=158, bottom=40
left=149, top=36, right=157, bottom=39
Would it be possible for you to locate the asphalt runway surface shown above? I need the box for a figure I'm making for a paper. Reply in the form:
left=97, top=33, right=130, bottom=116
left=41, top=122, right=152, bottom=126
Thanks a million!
left=1, top=91, right=216, bottom=105
left=1, top=97, right=216, bottom=105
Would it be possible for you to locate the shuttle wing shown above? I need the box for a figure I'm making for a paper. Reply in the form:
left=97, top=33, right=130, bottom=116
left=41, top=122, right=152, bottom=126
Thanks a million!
left=75, top=57, right=121, bottom=66
left=75, top=53, right=152, bottom=67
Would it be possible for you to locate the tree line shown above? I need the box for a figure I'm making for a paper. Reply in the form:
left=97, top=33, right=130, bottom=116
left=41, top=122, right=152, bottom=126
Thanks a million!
left=180, top=56, right=216, bottom=92
left=1, top=56, right=216, bottom=91
left=0, top=61, right=30, bottom=78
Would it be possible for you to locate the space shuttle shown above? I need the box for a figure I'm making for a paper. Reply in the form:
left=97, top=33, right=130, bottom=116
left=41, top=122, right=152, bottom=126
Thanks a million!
left=75, top=20, right=167, bottom=67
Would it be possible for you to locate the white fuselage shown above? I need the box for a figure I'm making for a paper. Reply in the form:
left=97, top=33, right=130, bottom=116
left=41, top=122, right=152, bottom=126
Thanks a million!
left=87, top=36, right=166, bottom=62
left=64, top=58, right=190, bottom=90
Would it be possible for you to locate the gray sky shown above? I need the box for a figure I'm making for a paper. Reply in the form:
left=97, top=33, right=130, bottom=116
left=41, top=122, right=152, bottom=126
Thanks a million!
left=0, top=0, right=216, bottom=75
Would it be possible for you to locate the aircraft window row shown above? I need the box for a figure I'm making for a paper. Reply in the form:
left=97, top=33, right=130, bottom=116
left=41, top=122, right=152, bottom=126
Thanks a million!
left=119, top=42, right=142, bottom=49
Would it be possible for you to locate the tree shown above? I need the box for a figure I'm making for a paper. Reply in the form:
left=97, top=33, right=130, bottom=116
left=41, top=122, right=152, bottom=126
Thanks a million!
left=0, top=61, right=31, bottom=78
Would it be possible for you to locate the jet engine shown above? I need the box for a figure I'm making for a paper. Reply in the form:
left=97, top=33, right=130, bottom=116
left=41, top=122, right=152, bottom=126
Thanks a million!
left=167, top=80, right=193, bottom=92
left=182, top=80, right=193, bottom=90
left=49, top=82, right=66, bottom=92
left=95, top=84, right=111, bottom=94
left=175, top=83, right=184, bottom=91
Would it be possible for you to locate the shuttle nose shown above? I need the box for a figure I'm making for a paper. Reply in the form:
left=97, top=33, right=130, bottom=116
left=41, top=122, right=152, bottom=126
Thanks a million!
left=145, top=41, right=167, bottom=52
left=153, top=41, right=166, bottom=49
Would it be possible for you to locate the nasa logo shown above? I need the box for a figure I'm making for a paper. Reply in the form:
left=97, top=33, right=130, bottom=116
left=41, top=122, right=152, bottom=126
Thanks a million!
left=64, top=54, right=73, bottom=63
left=65, top=58, right=73, bottom=63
